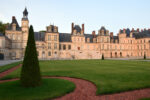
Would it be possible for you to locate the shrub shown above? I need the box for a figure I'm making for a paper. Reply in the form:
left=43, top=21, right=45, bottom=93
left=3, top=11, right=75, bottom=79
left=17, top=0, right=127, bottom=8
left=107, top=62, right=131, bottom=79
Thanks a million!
left=144, top=54, right=146, bottom=59
left=102, top=54, right=104, bottom=60
left=20, top=25, right=42, bottom=87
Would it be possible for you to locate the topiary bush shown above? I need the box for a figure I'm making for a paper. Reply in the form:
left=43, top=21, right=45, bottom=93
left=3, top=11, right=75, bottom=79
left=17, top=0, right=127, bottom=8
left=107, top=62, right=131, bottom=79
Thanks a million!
left=102, top=54, right=104, bottom=60
left=20, top=25, right=42, bottom=87
left=144, top=54, right=146, bottom=60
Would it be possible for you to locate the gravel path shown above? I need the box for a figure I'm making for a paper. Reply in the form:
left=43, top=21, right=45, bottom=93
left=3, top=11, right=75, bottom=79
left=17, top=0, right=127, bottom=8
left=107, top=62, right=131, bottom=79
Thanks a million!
left=0, top=65, right=150, bottom=100
left=0, top=60, right=21, bottom=66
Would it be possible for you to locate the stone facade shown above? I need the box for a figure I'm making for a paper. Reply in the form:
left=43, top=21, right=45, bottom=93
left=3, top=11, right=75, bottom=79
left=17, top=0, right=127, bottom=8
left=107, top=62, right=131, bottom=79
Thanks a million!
left=0, top=8, right=150, bottom=60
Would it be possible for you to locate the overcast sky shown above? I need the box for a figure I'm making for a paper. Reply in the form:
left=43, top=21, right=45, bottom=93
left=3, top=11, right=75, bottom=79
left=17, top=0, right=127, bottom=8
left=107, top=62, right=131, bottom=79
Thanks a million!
left=0, top=0, right=150, bottom=35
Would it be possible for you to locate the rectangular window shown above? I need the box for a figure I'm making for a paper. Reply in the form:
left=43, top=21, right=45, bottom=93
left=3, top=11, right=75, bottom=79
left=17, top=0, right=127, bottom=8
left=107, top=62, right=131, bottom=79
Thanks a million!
left=63, top=45, right=66, bottom=50
left=68, top=45, right=71, bottom=50
left=48, top=35, right=51, bottom=41
left=54, top=43, right=57, bottom=49
left=59, top=44, right=61, bottom=50
left=48, top=51, right=51, bottom=56
left=54, top=35, right=57, bottom=41
left=48, top=43, right=51, bottom=49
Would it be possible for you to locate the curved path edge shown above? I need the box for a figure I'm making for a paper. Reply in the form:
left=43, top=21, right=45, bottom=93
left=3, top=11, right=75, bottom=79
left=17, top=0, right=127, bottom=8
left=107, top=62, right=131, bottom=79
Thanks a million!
left=0, top=64, right=22, bottom=79
left=0, top=65, right=150, bottom=100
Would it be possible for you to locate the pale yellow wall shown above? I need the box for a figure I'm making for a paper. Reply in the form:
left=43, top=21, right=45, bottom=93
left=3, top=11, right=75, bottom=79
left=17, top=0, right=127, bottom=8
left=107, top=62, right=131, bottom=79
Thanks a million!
left=2, top=16, right=150, bottom=60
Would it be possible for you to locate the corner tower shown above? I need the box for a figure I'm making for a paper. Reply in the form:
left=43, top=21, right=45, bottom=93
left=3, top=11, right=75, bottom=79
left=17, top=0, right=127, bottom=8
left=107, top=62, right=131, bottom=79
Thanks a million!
left=22, top=7, right=29, bottom=49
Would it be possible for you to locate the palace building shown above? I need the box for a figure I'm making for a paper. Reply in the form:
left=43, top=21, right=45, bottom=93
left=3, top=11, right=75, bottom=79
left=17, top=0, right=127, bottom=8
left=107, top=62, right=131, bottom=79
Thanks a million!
left=0, top=8, right=150, bottom=60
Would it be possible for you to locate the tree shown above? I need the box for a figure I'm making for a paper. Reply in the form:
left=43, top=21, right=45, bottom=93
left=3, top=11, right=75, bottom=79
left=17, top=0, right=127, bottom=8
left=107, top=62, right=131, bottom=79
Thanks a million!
left=102, top=54, right=104, bottom=60
left=20, top=25, right=42, bottom=87
left=144, top=54, right=146, bottom=60
left=0, top=21, right=9, bottom=35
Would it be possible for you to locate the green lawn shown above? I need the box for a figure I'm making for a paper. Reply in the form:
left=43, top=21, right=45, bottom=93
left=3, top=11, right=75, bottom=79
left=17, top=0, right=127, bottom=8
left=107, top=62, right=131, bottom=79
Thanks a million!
left=0, top=61, right=22, bottom=73
left=140, top=98, right=150, bottom=100
left=1, top=60, right=150, bottom=95
left=0, top=78, right=75, bottom=100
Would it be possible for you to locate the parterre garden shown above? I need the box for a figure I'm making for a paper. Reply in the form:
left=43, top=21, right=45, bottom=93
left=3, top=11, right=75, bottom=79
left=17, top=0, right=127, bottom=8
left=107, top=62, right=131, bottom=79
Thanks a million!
left=0, top=60, right=150, bottom=96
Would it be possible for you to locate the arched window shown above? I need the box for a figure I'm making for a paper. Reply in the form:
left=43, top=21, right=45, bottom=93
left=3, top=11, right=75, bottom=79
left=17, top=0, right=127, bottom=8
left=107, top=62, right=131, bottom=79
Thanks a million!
left=54, top=52, right=57, bottom=54
left=120, top=52, right=122, bottom=57
left=115, top=52, right=117, bottom=58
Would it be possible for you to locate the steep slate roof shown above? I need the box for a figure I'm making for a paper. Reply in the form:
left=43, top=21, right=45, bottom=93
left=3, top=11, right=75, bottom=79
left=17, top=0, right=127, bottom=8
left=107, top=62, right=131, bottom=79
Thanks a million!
left=85, top=34, right=93, bottom=43
left=7, top=17, right=21, bottom=31
left=100, top=26, right=106, bottom=31
left=0, top=33, right=11, bottom=41
left=74, top=25, right=81, bottom=32
left=120, top=29, right=150, bottom=39
left=59, top=33, right=71, bottom=42
left=133, top=30, right=150, bottom=39
left=59, top=33, right=94, bottom=43
left=23, top=8, right=28, bottom=16
left=33, top=32, right=94, bottom=43
left=113, top=36, right=119, bottom=43
left=33, top=30, right=150, bottom=43
left=34, top=32, right=45, bottom=41
left=120, top=29, right=131, bottom=37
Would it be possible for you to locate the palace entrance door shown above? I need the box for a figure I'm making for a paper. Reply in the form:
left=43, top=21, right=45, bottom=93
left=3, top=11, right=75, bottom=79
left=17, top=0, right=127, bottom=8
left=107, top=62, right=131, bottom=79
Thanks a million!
left=0, top=53, right=4, bottom=60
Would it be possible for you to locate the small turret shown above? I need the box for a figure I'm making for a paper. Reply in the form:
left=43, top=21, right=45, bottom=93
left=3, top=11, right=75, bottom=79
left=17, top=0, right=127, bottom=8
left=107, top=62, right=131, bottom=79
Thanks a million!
left=137, top=28, right=139, bottom=32
left=23, top=7, right=28, bottom=20
left=22, top=7, right=29, bottom=49
left=92, top=31, right=96, bottom=38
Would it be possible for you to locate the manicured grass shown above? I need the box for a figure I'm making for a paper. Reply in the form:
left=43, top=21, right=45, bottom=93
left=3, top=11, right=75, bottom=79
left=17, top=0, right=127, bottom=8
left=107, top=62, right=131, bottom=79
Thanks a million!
left=1, top=60, right=150, bottom=95
left=140, top=98, right=150, bottom=100
left=0, top=61, right=22, bottom=73
left=0, top=78, right=75, bottom=100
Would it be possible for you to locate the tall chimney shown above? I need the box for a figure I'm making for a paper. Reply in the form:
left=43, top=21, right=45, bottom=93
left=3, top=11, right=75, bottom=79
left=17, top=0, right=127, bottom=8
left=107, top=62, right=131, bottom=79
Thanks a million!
left=119, top=29, right=121, bottom=33
left=137, top=28, right=139, bottom=32
left=131, top=28, right=134, bottom=32
left=92, top=31, right=96, bottom=38
left=82, top=24, right=84, bottom=33
left=12, top=16, right=16, bottom=22
left=141, top=29, right=143, bottom=32
left=110, top=32, right=113, bottom=38
left=123, top=29, right=126, bottom=33
left=12, top=16, right=15, bottom=19
left=71, top=22, right=74, bottom=34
